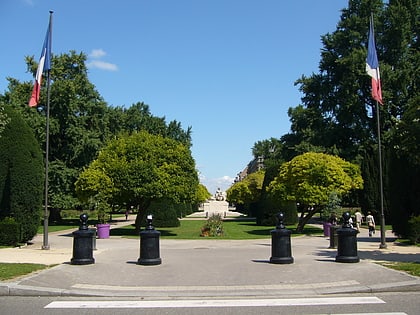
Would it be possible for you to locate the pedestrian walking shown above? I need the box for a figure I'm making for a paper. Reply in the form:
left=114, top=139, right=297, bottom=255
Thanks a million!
left=328, top=212, right=338, bottom=225
left=366, top=211, right=375, bottom=237
left=355, top=211, right=363, bottom=232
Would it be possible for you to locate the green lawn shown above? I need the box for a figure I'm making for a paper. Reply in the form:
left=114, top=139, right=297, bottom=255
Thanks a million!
left=377, top=262, right=420, bottom=277
left=37, top=223, right=79, bottom=234
left=0, top=263, right=49, bottom=281
left=111, top=219, right=323, bottom=240
left=36, top=213, right=126, bottom=234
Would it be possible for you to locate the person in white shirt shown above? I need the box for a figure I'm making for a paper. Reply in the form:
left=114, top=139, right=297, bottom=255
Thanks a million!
left=366, top=211, right=375, bottom=237
left=355, top=211, right=363, bottom=232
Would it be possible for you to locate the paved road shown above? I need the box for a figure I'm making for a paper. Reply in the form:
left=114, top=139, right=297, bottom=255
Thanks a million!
left=0, top=215, right=419, bottom=298
left=1, top=292, right=420, bottom=315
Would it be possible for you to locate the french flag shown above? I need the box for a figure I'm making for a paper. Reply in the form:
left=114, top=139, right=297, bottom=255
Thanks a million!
left=366, top=16, right=383, bottom=105
left=29, top=17, right=52, bottom=107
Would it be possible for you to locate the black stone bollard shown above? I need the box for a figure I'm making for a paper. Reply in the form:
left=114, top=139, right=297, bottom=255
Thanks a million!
left=71, top=213, right=95, bottom=265
left=138, top=215, right=162, bottom=265
left=335, top=212, right=359, bottom=263
left=270, top=212, right=294, bottom=264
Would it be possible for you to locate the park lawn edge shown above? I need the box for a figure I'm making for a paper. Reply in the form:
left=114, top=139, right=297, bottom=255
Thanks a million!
left=0, top=262, right=52, bottom=281
left=376, top=261, right=420, bottom=277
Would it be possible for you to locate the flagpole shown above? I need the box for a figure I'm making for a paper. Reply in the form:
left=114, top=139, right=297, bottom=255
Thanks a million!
left=375, top=100, right=387, bottom=249
left=42, top=10, right=53, bottom=250
left=367, top=13, right=386, bottom=249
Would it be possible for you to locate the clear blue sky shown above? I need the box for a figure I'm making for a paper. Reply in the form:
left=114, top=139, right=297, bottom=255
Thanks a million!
left=1, top=0, right=348, bottom=194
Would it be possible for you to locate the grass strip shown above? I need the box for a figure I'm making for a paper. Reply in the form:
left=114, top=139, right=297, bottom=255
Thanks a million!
left=111, top=219, right=323, bottom=240
left=378, top=261, right=420, bottom=277
left=0, top=263, right=49, bottom=281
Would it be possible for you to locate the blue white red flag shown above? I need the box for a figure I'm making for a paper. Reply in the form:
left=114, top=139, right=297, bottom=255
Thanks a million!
left=366, top=16, right=383, bottom=105
left=29, top=16, right=52, bottom=107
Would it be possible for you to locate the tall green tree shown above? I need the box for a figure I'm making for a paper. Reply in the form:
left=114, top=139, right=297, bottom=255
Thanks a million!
left=285, top=0, right=385, bottom=162
left=0, top=106, right=43, bottom=242
left=1, top=51, right=111, bottom=210
left=1, top=51, right=193, bottom=213
left=111, top=102, right=192, bottom=148
left=273, top=0, right=418, bottom=233
left=0, top=105, right=11, bottom=137
left=195, top=184, right=212, bottom=206
left=383, top=0, right=420, bottom=236
left=268, top=152, right=363, bottom=232
left=75, top=131, right=198, bottom=230
left=226, top=171, right=265, bottom=215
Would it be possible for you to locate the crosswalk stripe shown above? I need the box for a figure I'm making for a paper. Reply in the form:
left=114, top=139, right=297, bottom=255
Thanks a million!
left=311, top=313, right=407, bottom=315
left=45, top=296, right=384, bottom=308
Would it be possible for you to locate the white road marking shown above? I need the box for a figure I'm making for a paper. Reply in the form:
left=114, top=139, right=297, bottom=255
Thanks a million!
left=311, top=313, right=407, bottom=315
left=45, top=296, right=384, bottom=308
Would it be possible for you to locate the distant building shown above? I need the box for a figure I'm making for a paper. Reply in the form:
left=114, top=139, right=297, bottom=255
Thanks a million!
left=234, top=156, right=264, bottom=183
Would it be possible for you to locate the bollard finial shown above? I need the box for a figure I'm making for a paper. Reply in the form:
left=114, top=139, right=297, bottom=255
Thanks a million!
left=80, top=213, right=89, bottom=230
left=146, top=214, right=154, bottom=230
left=342, top=212, right=352, bottom=228
left=276, top=212, right=285, bottom=229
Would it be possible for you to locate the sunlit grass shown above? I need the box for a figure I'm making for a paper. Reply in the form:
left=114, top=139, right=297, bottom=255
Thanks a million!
left=0, top=263, right=49, bottom=281
left=36, top=212, right=126, bottom=234
left=111, top=219, right=323, bottom=240
left=377, top=261, right=420, bottom=277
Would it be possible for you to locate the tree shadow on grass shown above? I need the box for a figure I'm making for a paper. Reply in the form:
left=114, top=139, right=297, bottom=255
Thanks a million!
left=48, top=217, right=105, bottom=226
left=239, top=222, right=322, bottom=237
left=245, top=228, right=272, bottom=236
left=158, top=230, right=178, bottom=237
left=110, top=225, right=178, bottom=237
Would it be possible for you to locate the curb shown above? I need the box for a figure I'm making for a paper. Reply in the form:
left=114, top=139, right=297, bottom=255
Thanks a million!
left=1, top=279, right=420, bottom=297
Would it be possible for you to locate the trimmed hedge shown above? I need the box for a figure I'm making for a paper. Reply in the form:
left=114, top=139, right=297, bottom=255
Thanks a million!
left=147, top=199, right=180, bottom=228
left=0, top=107, right=43, bottom=243
left=407, top=216, right=420, bottom=244
left=174, top=202, right=193, bottom=218
left=0, top=217, right=20, bottom=246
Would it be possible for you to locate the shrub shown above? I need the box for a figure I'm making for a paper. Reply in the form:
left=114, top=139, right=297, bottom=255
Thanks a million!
left=59, top=210, right=82, bottom=219
left=407, top=216, right=420, bottom=244
left=173, top=202, right=193, bottom=218
left=0, top=217, right=20, bottom=246
left=148, top=199, right=180, bottom=228
left=257, top=197, right=298, bottom=226
left=320, top=191, right=342, bottom=221
left=200, top=213, right=223, bottom=237
left=0, top=107, right=43, bottom=243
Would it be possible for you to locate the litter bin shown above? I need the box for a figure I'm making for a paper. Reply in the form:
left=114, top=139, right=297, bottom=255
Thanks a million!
left=323, top=222, right=332, bottom=236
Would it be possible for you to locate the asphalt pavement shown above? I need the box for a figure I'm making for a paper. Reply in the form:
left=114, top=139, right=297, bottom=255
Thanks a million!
left=0, top=214, right=419, bottom=298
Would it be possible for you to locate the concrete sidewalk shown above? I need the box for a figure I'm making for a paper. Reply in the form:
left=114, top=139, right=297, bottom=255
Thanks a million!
left=0, top=218, right=419, bottom=298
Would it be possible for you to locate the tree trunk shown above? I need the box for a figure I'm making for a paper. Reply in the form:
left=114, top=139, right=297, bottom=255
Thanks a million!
left=134, top=209, right=146, bottom=233
left=296, top=208, right=317, bottom=233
